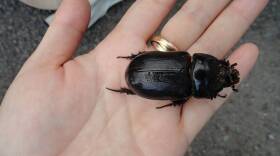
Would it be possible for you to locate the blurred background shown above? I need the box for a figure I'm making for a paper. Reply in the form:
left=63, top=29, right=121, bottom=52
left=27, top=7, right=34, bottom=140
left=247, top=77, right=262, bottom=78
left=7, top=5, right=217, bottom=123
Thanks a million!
left=0, top=0, right=279, bottom=156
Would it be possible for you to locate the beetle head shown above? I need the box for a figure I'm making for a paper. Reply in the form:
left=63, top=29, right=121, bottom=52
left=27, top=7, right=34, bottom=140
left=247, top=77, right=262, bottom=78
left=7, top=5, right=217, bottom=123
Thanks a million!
left=217, top=60, right=240, bottom=91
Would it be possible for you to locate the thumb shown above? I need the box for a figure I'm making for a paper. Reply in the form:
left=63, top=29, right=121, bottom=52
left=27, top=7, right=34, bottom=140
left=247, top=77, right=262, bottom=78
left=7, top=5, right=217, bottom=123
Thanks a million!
left=22, top=0, right=90, bottom=72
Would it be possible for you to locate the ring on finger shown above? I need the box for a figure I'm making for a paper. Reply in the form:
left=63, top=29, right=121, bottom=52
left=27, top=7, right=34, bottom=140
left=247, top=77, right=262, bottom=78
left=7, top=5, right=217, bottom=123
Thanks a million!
left=150, top=35, right=179, bottom=52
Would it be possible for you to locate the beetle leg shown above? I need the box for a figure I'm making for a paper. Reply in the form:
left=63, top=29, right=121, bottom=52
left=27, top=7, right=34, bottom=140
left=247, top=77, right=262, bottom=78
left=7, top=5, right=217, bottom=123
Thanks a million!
left=106, top=88, right=135, bottom=95
left=117, top=55, right=135, bottom=59
left=156, top=103, right=173, bottom=109
left=117, top=51, right=145, bottom=60
left=232, top=85, right=238, bottom=92
left=156, top=100, right=186, bottom=109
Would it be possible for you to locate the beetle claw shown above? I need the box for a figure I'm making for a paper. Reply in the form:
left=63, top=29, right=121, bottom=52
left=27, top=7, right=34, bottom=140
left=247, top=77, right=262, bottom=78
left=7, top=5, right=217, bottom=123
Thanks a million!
left=156, top=103, right=174, bottom=109
left=106, top=88, right=135, bottom=95
left=117, top=52, right=146, bottom=60
left=156, top=100, right=186, bottom=109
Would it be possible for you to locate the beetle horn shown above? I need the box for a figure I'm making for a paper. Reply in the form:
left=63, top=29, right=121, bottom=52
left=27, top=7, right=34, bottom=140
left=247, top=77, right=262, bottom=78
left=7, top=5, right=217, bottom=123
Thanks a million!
left=228, top=62, right=240, bottom=89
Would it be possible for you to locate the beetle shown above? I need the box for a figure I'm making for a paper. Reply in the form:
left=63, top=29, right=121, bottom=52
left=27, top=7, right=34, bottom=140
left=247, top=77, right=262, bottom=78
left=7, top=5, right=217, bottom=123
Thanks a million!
left=107, top=51, right=240, bottom=109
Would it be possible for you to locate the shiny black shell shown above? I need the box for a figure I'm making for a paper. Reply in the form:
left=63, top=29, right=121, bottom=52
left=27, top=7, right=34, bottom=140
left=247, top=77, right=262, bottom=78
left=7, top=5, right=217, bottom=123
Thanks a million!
left=125, top=51, right=192, bottom=101
left=191, top=53, right=225, bottom=98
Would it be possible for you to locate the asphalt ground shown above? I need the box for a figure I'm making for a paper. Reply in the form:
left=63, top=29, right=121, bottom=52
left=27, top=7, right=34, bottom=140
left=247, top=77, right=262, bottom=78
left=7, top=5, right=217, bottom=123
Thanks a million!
left=0, top=0, right=279, bottom=156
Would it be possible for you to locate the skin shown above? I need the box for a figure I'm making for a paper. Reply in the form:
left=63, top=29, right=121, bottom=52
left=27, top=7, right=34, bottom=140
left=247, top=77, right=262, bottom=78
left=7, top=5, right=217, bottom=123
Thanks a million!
left=0, top=0, right=268, bottom=156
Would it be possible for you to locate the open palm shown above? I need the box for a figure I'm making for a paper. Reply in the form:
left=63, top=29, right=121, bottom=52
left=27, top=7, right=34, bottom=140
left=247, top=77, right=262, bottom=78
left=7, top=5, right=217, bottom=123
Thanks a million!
left=0, top=0, right=268, bottom=156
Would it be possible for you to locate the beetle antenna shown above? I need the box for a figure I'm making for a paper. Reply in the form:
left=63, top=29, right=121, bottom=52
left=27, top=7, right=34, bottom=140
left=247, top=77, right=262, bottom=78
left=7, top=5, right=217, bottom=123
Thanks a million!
left=231, top=63, right=238, bottom=68
left=156, top=104, right=174, bottom=109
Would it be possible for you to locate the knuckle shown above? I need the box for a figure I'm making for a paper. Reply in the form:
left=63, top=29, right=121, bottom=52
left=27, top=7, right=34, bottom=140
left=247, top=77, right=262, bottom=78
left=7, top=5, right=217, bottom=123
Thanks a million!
left=180, top=3, right=209, bottom=28
left=191, top=40, right=220, bottom=54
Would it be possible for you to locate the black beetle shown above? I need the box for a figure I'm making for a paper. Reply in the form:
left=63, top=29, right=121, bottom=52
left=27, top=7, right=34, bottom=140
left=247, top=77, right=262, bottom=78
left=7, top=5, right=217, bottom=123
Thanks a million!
left=107, top=51, right=240, bottom=109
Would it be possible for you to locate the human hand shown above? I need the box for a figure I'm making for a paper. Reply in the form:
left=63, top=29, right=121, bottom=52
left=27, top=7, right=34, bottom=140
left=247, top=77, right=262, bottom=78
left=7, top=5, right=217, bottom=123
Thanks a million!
left=0, top=0, right=268, bottom=156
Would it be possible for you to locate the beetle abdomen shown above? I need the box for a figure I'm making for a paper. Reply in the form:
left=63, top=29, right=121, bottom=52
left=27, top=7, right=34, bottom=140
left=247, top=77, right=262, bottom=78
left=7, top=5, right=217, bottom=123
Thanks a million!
left=125, top=52, right=192, bottom=100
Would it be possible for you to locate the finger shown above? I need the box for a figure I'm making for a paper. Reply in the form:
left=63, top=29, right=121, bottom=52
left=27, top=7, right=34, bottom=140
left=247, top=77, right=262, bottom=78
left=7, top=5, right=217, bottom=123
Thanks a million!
left=181, top=43, right=259, bottom=143
left=24, top=0, right=90, bottom=69
left=188, top=0, right=268, bottom=58
left=160, top=0, right=231, bottom=50
left=116, top=0, right=176, bottom=40
left=99, top=0, right=176, bottom=54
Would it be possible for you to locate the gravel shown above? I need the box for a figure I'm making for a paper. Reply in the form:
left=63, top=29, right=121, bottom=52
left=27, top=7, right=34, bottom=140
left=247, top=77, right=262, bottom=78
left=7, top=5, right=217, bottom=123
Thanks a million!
left=0, top=0, right=279, bottom=155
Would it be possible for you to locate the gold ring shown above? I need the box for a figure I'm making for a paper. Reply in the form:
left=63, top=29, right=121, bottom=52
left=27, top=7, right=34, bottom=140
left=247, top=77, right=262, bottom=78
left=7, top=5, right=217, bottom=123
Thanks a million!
left=150, top=35, right=178, bottom=52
